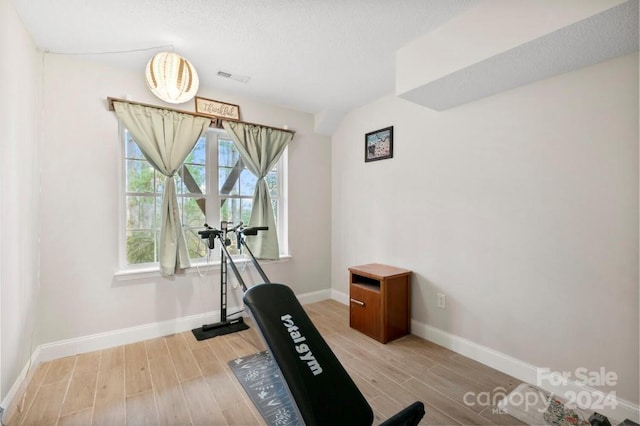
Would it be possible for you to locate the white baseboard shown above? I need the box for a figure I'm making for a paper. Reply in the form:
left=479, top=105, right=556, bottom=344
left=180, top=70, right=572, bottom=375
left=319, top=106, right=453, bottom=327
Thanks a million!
left=331, top=289, right=349, bottom=305
left=409, top=320, right=639, bottom=423
left=38, top=310, right=225, bottom=363
left=36, top=289, right=327, bottom=364
left=1, top=346, right=41, bottom=419
left=330, top=289, right=638, bottom=423
left=1, top=288, right=331, bottom=414
left=297, top=288, right=332, bottom=305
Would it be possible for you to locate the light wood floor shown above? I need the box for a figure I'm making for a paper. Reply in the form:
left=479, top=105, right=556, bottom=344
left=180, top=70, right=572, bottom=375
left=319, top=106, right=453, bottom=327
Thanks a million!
left=7, top=300, right=524, bottom=426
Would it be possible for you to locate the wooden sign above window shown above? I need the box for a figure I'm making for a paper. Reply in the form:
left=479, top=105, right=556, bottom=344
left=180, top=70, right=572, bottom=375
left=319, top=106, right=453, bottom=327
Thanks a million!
left=195, top=96, right=241, bottom=121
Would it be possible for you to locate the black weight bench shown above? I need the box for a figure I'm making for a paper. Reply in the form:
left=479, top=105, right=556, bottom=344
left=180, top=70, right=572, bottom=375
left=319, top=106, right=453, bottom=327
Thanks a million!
left=244, top=283, right=425, bottom=426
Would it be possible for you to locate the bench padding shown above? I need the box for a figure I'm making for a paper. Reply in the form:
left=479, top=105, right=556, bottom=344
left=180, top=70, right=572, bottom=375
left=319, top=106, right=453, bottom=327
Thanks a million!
left=244, top=283, right=374, bottom=426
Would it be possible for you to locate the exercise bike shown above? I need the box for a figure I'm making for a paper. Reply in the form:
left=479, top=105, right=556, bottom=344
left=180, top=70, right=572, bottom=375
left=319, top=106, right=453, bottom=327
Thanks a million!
left=194, top=221, right=425, bottom=426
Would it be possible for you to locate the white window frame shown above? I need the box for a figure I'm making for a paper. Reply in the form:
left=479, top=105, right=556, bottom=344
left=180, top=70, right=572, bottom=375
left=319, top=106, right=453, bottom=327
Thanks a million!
left=117, top=125, right=288, bottom=274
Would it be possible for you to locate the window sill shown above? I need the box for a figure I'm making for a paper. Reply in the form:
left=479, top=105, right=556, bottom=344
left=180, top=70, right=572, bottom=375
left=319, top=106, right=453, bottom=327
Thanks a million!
left=114, top=255, right=292, bottom=281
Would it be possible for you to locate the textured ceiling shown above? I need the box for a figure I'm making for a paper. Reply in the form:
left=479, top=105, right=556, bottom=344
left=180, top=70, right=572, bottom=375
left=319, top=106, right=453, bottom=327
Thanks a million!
left=12, top=0, right=638, bottom=134
left=11, top=0, right=478, bottom=115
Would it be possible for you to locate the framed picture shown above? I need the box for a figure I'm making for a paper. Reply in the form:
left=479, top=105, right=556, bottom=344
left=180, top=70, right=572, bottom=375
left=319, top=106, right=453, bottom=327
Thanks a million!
left=365, top=126, right=393, bottom=162
left=195, top=96, right=241, bottom=120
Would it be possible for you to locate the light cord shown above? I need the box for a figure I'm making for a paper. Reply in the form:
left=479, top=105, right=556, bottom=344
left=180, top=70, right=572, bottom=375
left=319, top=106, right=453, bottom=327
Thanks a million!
left=42, top=44, right=174, bottom=56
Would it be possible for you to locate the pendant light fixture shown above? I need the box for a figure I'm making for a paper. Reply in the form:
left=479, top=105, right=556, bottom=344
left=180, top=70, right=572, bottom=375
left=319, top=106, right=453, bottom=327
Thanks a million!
left=145, top=52, right=199, bottom=104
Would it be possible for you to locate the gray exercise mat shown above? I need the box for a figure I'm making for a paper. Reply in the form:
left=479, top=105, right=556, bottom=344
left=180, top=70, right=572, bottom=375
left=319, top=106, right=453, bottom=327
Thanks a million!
left=228, top=351, right=302, bottom=426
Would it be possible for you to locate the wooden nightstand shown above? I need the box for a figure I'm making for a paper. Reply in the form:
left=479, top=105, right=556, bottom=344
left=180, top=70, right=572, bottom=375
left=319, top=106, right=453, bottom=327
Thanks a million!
left=348, top=263, right=412, bottom=343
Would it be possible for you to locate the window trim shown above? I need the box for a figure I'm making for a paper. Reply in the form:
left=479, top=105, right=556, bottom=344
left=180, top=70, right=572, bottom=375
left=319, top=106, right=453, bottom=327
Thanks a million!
left=114, top=255, right=292, bottom=281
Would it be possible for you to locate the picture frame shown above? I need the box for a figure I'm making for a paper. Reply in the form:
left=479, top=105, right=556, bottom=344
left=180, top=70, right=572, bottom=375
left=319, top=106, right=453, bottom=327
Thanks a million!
left=195, top=96, right=241, bottom=120
left=365, top=126, right=393, bottom=162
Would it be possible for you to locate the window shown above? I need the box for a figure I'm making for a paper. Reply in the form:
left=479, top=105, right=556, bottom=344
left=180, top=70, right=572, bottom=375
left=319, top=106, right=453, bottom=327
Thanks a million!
left=121, top=127, right=286, bottom=268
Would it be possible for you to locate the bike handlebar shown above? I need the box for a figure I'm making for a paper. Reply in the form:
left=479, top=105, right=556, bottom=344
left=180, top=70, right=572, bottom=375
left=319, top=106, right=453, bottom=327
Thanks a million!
left=198, top=223, right=268, bottom=239
left=240, top=226, right=268, bottom=236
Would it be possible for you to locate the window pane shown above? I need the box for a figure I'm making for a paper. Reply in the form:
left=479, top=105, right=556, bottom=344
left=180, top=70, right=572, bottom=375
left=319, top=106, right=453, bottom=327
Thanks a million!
left=126, top=230, right=156, bottom=264
left=221, top=199, right=254, bottom=257
left=220, top=198, right=230, bottom=222
left=241, top=199, right=253, bottom=225
left=185, top=137, right=206, bottom=164
left=218, top=139, right=239, bottom=166
left=182, top=197, right=206, bottom=228
left=239, top=170, right=257, bottom=197
left=265, top=171, right=278, bottom=198
left=184, top=164, right=206, bottom=194
left=156, top=174, right=165, bottom=193
left=155, top=195, right=162, bottom=232
left=226, top=240, right=239, bottom=255
left=126, top=196, right=156, bottom=229
left=221, top=198, right=244, bottom=225
left=219, top=167, right=239, bottom=195
left=219, top=198, right=255, bottom=227
left=125, top=133, right=145, bottom=159
left=185, top=228, right=207, bottom=259
left=271, top=199, right=278, bottom=224
left=174, top=170, right=185, bottom=194
left=126, top=159, right=155, bottom=193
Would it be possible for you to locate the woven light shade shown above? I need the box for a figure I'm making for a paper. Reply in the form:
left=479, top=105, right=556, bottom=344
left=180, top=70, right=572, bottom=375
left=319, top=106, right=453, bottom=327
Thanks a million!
left=145, top=52, right=199, bottom=104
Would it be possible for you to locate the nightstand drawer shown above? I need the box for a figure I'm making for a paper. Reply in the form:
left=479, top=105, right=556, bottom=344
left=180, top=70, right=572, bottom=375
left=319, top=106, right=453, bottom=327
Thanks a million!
left=349, top=284, right=381, bottom=341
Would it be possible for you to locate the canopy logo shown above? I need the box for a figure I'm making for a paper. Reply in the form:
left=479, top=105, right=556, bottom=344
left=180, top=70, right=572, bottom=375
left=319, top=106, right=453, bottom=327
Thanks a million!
left=281, top=314, right=323, bottom=376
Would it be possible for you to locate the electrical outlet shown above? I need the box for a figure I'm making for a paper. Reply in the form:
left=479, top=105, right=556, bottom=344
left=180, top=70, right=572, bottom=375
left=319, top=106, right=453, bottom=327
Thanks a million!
left=437, top=293, right=446, bottom=308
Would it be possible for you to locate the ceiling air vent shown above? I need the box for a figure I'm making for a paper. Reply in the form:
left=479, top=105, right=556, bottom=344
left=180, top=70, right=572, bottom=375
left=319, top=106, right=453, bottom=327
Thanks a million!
left=217, top=70, right=250, bottom=83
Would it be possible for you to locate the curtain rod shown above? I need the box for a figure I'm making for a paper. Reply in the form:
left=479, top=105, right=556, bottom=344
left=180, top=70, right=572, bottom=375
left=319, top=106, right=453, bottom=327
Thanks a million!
left=107, top=97, right=295, bottom=135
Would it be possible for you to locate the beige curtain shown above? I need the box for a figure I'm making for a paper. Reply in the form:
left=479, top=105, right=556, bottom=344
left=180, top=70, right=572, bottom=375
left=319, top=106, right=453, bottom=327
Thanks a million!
left=222, top=121, right=292, bottom=259
left=114, top=102, right=211, bottom=275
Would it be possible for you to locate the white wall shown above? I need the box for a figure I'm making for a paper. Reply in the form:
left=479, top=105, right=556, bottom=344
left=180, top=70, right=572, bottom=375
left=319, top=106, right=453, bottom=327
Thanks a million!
left=0, top=0, right=41, bottom=402
left=332, top=53, right=639, bottom=404
left=37, top=54, right=331, bottom=344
